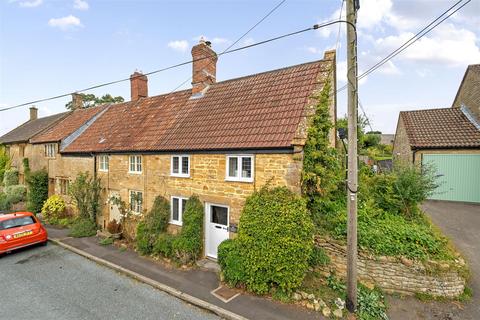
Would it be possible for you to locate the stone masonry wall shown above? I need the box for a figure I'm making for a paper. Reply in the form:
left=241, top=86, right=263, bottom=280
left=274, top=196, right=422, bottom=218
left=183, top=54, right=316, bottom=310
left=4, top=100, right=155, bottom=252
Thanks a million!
left=98, top=152, right=302, bottom=237
left=315, top=237, right=466, bottom=298
left=392, top=116, right=413, bottom=165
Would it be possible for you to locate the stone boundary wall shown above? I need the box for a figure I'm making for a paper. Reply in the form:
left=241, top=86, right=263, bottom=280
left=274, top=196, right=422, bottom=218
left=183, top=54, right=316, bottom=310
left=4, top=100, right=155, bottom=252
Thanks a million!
left=315, top=236, right=466, bottom=298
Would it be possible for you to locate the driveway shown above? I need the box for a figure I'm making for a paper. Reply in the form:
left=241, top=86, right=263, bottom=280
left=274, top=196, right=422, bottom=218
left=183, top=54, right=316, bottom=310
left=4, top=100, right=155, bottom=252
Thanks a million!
left=0, top=244, right=220, bottom=320
left=388, top=200, right=480, bottom=320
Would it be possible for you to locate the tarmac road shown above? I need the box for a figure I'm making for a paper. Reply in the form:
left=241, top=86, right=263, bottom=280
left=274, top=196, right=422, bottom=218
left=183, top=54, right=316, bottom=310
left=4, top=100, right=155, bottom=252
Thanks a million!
left=0, top=243, right=220, bottom=320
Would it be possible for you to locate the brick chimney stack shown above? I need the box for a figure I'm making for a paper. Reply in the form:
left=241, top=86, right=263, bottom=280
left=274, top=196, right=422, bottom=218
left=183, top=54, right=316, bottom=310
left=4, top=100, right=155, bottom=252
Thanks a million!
left=191, top=39, right=217, bottom=95
left=71, top=93, right=83, bottom=110
left=29, top=106, right=38, bottom=121
left=130, top=71, right=148, bottom=101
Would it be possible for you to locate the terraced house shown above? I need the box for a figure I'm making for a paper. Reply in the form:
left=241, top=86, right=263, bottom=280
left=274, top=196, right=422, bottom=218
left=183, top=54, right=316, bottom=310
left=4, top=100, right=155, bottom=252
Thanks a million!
left=2, top=41, right=337, bottom=258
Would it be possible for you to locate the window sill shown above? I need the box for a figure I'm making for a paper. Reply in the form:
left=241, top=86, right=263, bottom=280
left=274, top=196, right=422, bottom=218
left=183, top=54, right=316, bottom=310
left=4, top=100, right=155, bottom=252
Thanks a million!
left=169, top=221, right=183, bottom=226
left=170, top=174, right=190, bottom=178
left=99, top=169, right=109, bottom=173
left=225, top=177, right=254, bottom=183
left=128, top=171, right=142, bottom=175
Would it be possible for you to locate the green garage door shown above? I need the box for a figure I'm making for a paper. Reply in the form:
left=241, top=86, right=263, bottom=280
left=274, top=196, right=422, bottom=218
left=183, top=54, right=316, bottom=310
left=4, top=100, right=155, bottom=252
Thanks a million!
left=423, top=154, right=480, bottom=203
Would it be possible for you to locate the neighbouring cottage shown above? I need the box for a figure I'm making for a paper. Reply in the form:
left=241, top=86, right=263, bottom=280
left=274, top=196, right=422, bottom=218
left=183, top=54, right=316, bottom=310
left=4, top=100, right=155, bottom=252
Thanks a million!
left=0, top=107, right=68, bottom=184
left=393, top=64, right=480, bottom=203
left=29, top=103, right=110, bottom=199
left=2, top=40, right=337, bottom=259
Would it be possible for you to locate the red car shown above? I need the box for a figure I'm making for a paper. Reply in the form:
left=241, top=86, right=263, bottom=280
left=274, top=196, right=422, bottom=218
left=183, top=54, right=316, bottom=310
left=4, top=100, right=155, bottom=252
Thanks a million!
left=0, top=211, right=48, bottom=255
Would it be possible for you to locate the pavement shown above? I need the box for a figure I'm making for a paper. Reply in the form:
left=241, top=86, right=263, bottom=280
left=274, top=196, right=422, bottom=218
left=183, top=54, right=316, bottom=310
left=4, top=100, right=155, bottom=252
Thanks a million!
left=46, top=227, right=322, bottom=320
left=387, top=200, right=480, bottom=320
left=0, top=244, right=220, bottom=320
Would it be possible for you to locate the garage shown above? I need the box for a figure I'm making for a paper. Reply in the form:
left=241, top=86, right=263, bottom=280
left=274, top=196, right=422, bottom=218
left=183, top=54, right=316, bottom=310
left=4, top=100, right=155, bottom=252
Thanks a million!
left=423, top=154, right=480, bottom=203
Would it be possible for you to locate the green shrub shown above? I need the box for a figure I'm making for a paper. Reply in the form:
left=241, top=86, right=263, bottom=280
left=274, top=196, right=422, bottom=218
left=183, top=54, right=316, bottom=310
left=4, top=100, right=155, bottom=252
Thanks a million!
left=99, top=237, right=114, bottom=246
left=26, top=169, right=48, bottom=214
left=4, top=184, right=27, bottom=204
left=69, top=218, right=97, bottom=238
left=41, top=195, right=66, bottom=222
left=153, top=233, right=175, bottom=258
left=218, top=239, right=246, bottom=287
left=144, top=196, right=170, bottom=234
left=69, top=172, right=101, bottom=222
left=220, top=186, right=314, bottom=295
left=136, top=221, right=152, bottom=255
left=3, top=168, right=19, bottom=187
left=0, top=193, right=11, bottom=211
left=321, top=206, right=454, bottom=261
left=0, top=146, right=10, bottom=184
left=135, top=196, right=170, bottom=255
left=172, top=196, right=204, bottom=264
left=22, top=158, right=30, bottom=177
left=309, top=246, right=330, bottom=267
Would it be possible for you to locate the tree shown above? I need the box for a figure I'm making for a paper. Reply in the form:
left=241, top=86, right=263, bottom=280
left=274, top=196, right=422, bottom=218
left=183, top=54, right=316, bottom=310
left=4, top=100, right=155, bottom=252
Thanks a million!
left=65, top=93, right=124, bottom=110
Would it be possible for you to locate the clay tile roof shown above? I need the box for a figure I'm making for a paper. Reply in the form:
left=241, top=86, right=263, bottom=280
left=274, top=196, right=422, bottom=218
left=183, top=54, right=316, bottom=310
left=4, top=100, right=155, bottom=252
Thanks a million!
left=400, top=107, right=480, bottom=149
left=63, top=58, right=334, bottom=153
left=30, top=104, right=110, bottom=144
left=0, top=112, right=69, bottom=144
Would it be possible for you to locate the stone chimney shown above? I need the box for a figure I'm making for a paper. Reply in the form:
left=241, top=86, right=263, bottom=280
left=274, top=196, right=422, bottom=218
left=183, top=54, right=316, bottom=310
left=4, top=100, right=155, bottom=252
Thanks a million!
left=29, top=106, right=38, bottom=121
left=191, top=39, right=217, bottom=95
left=71, top=93, right=83, bottom=110
left=130, top=71, right=148, bottom=101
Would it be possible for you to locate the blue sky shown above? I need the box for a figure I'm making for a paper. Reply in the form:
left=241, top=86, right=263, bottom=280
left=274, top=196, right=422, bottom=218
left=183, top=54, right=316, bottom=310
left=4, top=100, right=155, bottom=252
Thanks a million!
left=1, top=0, right=479, bottom=136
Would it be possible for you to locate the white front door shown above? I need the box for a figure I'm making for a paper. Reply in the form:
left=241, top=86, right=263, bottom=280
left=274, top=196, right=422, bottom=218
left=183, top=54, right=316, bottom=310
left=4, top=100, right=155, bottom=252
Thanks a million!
left=205, top=203, right=229, bottom=259
left=109, top=191, right=122, bottom=222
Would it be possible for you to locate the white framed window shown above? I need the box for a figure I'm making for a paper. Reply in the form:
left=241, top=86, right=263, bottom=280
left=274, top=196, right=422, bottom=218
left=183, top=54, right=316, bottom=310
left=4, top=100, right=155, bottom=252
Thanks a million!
left=129, top=155, right=142, bottom=173
left=170, top=155, right=190, bottom=177
left=45, top=143, right=56, bottom=158
left=99, top=155, right=109, bottom=172
left=129, top=190, right=143, bottom=214
left=170, top=196, right=188, bottom=225
left=226, top=155, right=254, bottom=182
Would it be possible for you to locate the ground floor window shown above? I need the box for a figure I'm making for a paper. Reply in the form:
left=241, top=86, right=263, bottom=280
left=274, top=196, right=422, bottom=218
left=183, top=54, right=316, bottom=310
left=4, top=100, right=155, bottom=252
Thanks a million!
left=58, top=178, right=69, bottom=195
left=129, top=190, right=143, bottom=214
left=170, top=196, right=188, bottom=225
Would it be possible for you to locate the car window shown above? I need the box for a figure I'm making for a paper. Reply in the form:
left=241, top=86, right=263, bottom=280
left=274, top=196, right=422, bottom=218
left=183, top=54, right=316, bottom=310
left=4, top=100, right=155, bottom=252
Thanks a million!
left=0, top=216, right=36, bottom=230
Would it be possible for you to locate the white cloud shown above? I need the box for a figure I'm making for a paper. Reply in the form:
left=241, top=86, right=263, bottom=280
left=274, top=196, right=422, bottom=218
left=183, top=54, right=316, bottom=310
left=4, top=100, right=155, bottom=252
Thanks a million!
left=357, top=0, right=392, bottom=30
left=10, top=0, right=43, bottom=8
left=193, top=35, right=231, bottom=46
left=243, top=37, right=255, bottom=46
left=306, top=47, right=321, bottom=54
left=167, top=40, right=189, bottom=52
left=48, top=15, right=83, bottom=30
left=73, top=0, right=89, bottom=10
left=374, top=24, right=480, bottom=67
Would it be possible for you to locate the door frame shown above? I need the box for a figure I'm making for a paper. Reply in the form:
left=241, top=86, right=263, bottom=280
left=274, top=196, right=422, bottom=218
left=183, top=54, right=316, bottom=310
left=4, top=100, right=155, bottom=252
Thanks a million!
left=205, top=202, right=230, bottom=259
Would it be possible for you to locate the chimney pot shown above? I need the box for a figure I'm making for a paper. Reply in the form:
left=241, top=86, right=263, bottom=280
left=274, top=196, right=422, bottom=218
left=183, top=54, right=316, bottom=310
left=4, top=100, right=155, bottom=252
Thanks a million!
left=130, top=71, right=148, bottom=101
left=191, top=40, right=217, bottom=95
left=71, top=93, right=83, bottom=110
left=29, top=106, right=38, bottom=121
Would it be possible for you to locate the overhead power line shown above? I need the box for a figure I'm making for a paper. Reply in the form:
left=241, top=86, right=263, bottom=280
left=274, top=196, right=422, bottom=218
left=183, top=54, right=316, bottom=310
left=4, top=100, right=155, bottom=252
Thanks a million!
left=337, top=0, right=470, bottom=92
left=0, top=20, right=348, bottom=113
left=169, top=0, right=287, bottom=94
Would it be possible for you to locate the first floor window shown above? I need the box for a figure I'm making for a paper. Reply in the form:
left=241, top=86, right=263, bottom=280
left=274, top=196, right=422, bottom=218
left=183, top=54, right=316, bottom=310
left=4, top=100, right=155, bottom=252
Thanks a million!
left=226, top=155, right=254, bottom=182
left=99, top=155, right=109, bottom=171
left=45, top=143, right=56, bottom=158
left=129, top=155, right=142, bottom=173
left=170, top=196, right=188, bottom=225
left=130, top=190, right=143, bottom=213
left=171, top=155, right=190, bottom=177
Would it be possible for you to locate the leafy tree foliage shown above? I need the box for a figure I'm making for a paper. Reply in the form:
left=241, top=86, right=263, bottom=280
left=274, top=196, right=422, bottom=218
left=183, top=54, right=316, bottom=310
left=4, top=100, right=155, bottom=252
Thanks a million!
left=136, top=196, right=170, bottom=255
left=65, top=93, right=124, bottom=110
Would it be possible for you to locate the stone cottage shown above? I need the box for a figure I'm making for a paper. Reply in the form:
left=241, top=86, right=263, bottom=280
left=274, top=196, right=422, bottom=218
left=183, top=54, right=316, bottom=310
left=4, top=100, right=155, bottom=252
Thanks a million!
left=0, top=107, right=68, bottom=184
left=2, top=41, right=337, bottom=258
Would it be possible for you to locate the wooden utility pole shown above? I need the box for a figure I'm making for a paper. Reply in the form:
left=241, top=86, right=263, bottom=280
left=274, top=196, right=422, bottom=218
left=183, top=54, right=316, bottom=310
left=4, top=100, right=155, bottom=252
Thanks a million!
left=346, top=0, right=358, bottom=313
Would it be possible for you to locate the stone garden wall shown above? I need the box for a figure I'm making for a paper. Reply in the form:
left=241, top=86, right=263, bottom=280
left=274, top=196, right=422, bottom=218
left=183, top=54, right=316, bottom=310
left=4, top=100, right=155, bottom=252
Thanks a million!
left=315, top=236, right=467, bottom=298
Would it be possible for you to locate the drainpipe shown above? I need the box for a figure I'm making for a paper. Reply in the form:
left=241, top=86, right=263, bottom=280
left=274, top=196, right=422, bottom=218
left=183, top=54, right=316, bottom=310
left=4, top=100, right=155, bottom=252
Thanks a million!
left=92, top=153, right=97, bottom=179
left=412, top=149, right=417, bottom=165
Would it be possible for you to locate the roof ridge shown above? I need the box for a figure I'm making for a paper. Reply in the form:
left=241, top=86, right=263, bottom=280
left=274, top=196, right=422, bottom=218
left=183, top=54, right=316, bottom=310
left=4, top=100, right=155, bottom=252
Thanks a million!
left=399, top=107, right=453, bottom=114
